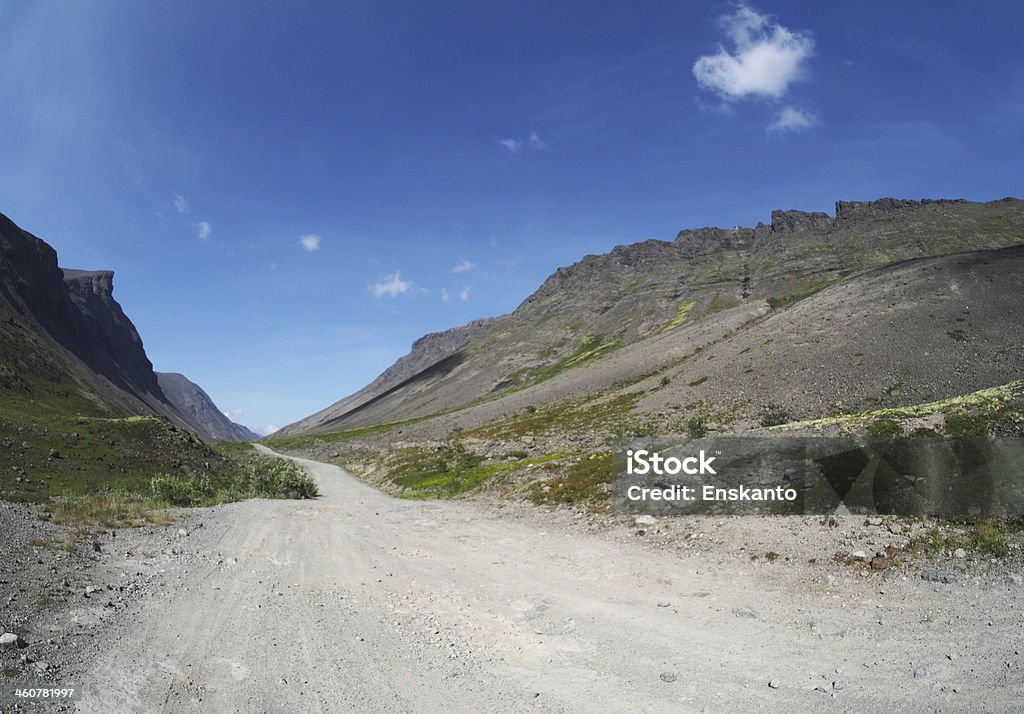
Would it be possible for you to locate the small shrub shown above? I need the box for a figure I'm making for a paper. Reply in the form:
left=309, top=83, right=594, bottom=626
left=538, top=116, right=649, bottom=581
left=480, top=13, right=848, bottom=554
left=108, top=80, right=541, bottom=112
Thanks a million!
left=660, top=376, right=671, bottom=387
left=866, top=418, right=903, bottom=438
left=685, top=416, right=708, bottom=438
left=758, top=404, right=790, bottom=428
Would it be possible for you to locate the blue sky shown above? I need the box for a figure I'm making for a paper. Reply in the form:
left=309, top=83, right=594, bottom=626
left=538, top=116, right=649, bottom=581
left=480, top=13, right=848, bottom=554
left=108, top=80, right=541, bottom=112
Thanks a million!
left=1, top=1, right=1022, bottom=434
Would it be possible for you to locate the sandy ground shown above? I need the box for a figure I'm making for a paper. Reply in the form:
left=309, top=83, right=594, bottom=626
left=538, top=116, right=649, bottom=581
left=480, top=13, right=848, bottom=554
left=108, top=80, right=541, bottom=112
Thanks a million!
left=57, top=447, right=1023, bottom=713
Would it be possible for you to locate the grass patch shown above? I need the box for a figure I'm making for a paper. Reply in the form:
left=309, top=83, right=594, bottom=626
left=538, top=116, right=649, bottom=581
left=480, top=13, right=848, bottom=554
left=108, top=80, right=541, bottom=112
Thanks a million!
left=758, top=404, right=790, bottom=428
left=772, top=381, right=1024, bottom=434
left=766, top=279, right=838, bottom=310
left=947, top=329, right=968, bottom=342
left=528, top=452, right=613, bottom=510
left=38, top=452, right=317, bottom=529
left=866, top=418, right=903, bottom=438
left=688, top=376, right=708, bottom=387
left=661, top=300, right=697, bottom=333
left=465, top=392, right=644, bottom=441
left=388, top=442, right=566, bottom=499
left=910, top=517, right=1022, bottom=559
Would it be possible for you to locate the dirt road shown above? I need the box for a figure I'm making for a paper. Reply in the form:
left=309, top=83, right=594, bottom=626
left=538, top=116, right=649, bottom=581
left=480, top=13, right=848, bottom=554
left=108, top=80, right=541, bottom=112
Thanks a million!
left=77, top=448, right=1022, bottom=712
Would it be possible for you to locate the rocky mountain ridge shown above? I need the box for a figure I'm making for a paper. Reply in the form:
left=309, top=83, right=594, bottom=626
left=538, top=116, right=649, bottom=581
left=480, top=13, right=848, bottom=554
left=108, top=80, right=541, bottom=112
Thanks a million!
left=277, top=197, right=1024, bottom=437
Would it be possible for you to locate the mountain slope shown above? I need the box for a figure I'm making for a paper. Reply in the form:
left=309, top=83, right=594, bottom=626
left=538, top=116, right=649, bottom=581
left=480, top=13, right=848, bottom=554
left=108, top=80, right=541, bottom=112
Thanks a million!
left=157, top=372, right=258, bottom=442
left=0, top=211, right=241, bottom=501
left=278, top=197, right=1024, bottom=437
left=0, top=212, right=183, bottom=423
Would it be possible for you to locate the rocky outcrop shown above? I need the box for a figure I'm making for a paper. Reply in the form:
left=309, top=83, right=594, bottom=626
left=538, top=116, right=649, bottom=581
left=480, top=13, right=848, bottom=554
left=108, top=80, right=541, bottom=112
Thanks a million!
left=833, top=198, right=968, bottom=224
left=0, top=211, right=237, bottom=440
left=61, top=269, right=166, bottom=407
left=157, top=373, right=258, bottom=442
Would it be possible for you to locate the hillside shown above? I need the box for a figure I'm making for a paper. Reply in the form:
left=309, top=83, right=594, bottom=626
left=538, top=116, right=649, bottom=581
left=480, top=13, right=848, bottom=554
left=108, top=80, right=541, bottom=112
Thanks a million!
left=278, top=197, right=1024, bottom=438
left=157, top=372, right=258, bottom=442
left=0, top=212, right=249, bottom=501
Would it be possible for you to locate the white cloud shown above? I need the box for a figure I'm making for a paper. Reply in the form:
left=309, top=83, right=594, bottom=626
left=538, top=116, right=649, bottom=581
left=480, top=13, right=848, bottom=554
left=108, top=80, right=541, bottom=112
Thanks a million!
left=768, top=106, right=817, bottom=133
left=298, top=233, right=321, bottom=252
left=372, top=272, right=411, bottom=298
left=452, top=259, right=476, bottom=273
left=693, top=4, right=813, bottom=100
left=197, top=221, right=212, bottom=240
left=459, top=286, right=471, bottom=302
left=441, top=288, right=450, bottom=302
left=174, top=193, right=189, bottom=214
left=258, top=424, right=279, bottom=436
left=528, top=131, right=545, bottom=149
left=222, top=407, right=247, bottom=421
left=500, top=138, right=521, bottom=153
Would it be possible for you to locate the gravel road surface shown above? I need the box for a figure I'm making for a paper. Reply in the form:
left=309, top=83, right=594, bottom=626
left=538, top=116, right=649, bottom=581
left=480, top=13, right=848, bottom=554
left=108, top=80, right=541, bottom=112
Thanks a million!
left=70, top=447, right=1022, bottom=713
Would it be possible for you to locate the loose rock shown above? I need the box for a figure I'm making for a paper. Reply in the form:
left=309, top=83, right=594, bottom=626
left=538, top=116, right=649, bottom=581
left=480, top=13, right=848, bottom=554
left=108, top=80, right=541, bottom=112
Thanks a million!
left=913, top=661, right=943, bottom=679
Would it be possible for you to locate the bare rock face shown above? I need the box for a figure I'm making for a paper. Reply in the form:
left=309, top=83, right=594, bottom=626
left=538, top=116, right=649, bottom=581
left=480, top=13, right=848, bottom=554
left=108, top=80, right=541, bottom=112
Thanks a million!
left=0, top=211, right=233, bottom=441
left=157, top=373, right=258, bottom=442
left=61, top=269, right=166, bottom=408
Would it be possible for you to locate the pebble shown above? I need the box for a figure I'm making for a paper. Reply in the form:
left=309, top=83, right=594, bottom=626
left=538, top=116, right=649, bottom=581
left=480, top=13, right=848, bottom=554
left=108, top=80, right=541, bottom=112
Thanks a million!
left=659, top=672, right=677, bottom=683
left=732, top=605, right=760, bottom=619
left=850, top=550, right=868, bottom=561
left=1008, top=574, right=1022, bottom=586
left=953, top=548, right=967, bottom=559
left=887, top=522, right=905, bottom=535
left=634, top=515, right=657, bottom=527
left=921, top=570, right=957, bottom=584
left=832, top=680, right=846, bottom=691
left=768, top=680, right=779, bottom=689
left=1, top=632, right=22, bottom=647
left=912, top=661, right=943, bottom=679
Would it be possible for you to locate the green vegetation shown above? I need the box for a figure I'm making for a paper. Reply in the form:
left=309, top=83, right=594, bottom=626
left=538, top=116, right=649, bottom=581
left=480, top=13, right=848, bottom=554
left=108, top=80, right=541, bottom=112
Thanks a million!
left=661, top=300, right=697, bottom=332
left=387, top=441, right=565, bottom=499
left=465, top=392, right=644, bottom=441
left=866, top=417, right=903, bottom=438
left=910, top=517, right=1023, bottom=559
left=497, top=334, right=623, bottom=390
left=774, top=381, right=1024, bottom=435
left=150, top=457, right=317, bottom=505
left=0, top=414, right=234, bottom=503
left=947, top=329, right=968, bottom=342
left=766, top=279, right=838, bottom=310
left=688, top=376, right=708, bottom=387
left=758, top=404, right=790, bottom=428
left=38, top=451, right=316, bottom=529
left=528, top=452, right=613, bottom=510
left=685, top=415, right=709, bottom=438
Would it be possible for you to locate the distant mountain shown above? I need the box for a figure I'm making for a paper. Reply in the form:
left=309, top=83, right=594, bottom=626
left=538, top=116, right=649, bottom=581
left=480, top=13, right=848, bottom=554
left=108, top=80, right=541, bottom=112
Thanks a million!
left=277, top=197, right=1024, bottom=437
left=157, top=372, right=258, bottom=442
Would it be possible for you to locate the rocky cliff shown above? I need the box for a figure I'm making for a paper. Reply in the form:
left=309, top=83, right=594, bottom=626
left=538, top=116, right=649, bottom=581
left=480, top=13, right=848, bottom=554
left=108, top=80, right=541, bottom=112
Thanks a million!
left=0, top=211, right=245, bottom=443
